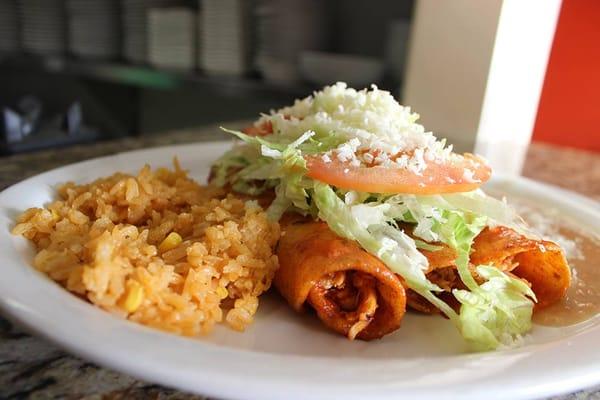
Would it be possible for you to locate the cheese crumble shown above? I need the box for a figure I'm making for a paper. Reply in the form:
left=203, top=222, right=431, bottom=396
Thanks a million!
left=255, top=82, right=456, bottom=173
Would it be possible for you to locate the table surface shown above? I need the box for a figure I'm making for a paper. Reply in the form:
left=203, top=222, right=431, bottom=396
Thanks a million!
left=1, top=125, right=599, bottom=399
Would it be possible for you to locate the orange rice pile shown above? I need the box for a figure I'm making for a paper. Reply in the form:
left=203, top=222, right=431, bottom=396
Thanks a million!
left=12, top=161, right=280, bottom=336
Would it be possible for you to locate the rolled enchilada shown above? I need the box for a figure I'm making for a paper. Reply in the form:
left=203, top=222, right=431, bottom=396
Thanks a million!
left=275, top=219, right=570, bottom=340
left=407, top=225, right=571, bottom=314
left=275, top=220, right=406, bottom=340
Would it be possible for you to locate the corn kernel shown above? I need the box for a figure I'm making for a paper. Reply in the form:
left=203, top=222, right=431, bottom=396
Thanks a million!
left=216, top=286, right=228, bottom=300
left=124, top=281, right=144, bottom=313
left=51, top=210, right=60, bottom=220
left=159, top=232, right=182, bottom=253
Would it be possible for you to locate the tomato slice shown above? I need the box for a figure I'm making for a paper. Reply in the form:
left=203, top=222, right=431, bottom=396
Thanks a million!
left=242, top=115, right=296, bottom=136
left=241, top=122, right=491, bottom=194
left=305, top=154, right=491, bottom=194
left=242, top=121, right=273, bottom=137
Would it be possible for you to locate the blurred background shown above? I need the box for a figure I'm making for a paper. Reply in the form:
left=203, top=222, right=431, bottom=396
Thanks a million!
left=0, top=0, right=598, bottom=158
left=0, top=0, right=414, bottom=154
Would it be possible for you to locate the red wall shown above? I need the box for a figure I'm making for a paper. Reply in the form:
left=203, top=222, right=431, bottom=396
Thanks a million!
left=533, top=0, right=600, bottom=152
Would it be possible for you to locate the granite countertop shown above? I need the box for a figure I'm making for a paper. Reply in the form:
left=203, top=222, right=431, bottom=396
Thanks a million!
left=1, top=125, right=599, bottom=400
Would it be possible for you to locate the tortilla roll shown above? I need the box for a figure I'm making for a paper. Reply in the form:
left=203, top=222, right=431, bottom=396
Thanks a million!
left=471, top=226, right=571, bottom=308
left=275, top=220, right=406, bottom=340
left=407, top=226, right=571, bottom=313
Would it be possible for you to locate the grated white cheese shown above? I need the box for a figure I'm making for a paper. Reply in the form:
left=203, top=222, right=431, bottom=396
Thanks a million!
left=256, top=82, right=456, bottom=172
left=462, top=168, right=477, bottom=183
left=335, top=138, right=361, bottom=163
left=409, top=148, right=427, bottom=175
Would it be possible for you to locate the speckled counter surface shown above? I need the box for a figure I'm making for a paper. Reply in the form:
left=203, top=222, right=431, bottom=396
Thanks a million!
left=1, top=125, right=599, bottom=400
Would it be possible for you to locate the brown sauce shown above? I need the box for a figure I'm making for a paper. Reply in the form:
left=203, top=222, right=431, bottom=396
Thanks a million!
left=533, top=225, right=600, bottom=326
left=485, top=193, right=600, bottom=327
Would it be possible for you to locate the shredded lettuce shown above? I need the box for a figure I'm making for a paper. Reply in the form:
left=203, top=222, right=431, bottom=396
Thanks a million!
left=382, top=194, right=537, bottom=349
left=430, top=210, right=487, bottom=291
left=426, top=207, right=536, bottom=349
left=402, top=191, right=531, bottom=237
left=413, top=239, right=444, bottom=252
left=312, top=182, right=459, bottom=322
left=313, top=183, right=536, bottom=351
left=211, top=146, right=255, bottom=188
left=220, top=127, right=346, bottom=156
left=454, top=266, right=536, bottom=351
left=265, top=146, right=312, bottom=220
left=221, top=127, right=288, bottom=151
left=215, top=128, right=329, bottom=220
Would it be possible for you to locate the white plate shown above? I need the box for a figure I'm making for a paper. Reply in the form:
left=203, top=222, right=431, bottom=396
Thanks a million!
left=1, top=142, right=599, bottom=400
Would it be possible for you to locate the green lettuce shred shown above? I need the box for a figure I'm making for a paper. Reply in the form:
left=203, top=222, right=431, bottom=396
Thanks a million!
left=454, top=266, right=536, bottom=351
